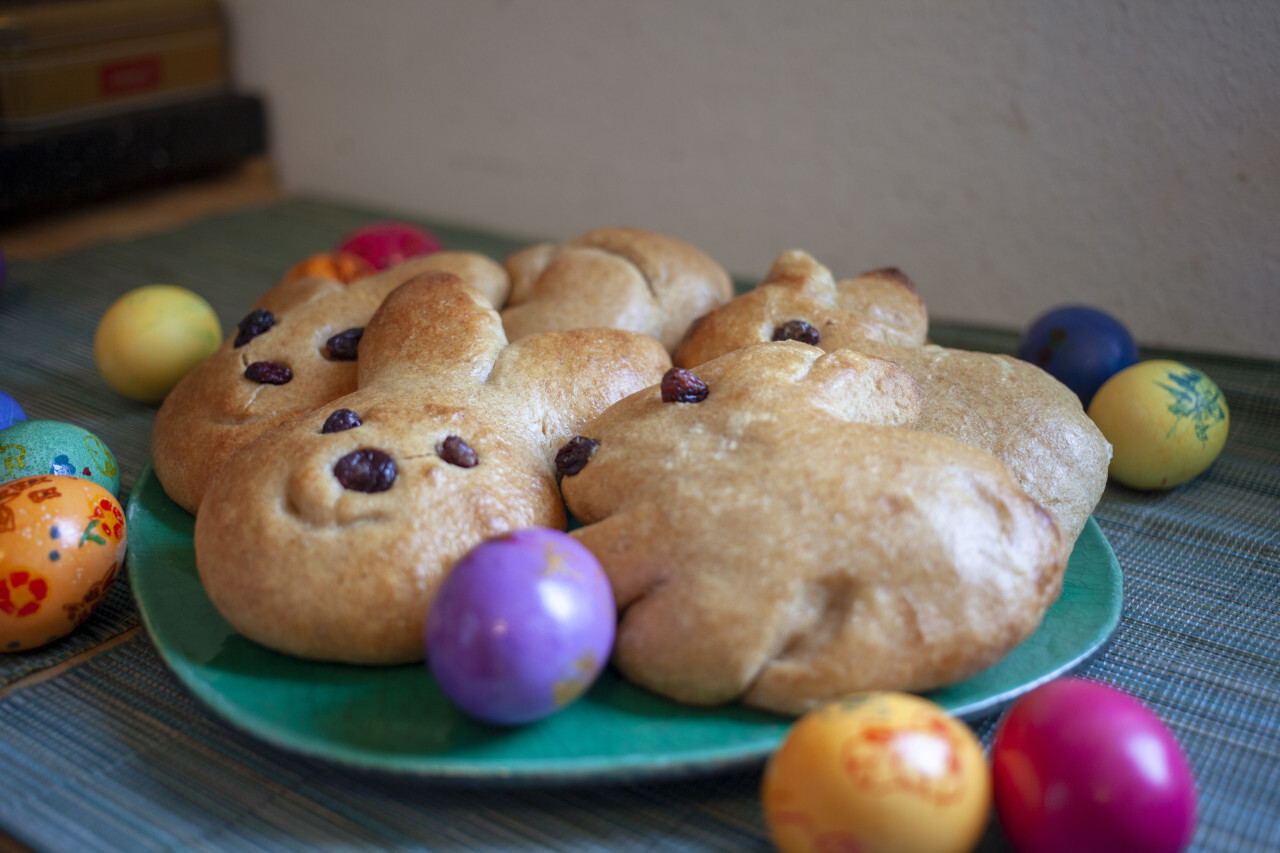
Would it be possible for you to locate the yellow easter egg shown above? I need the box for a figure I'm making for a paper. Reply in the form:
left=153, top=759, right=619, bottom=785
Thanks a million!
left=762, top=692, right=991, bottom=853
left=0, top=474, right=127, bottom=652
left=94, top=284, right=223, bottom=403
left=1087, top=360, right=1229, bottom=490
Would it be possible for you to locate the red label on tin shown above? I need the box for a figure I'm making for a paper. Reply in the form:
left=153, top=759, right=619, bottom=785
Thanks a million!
left=100, top=56, right=161, bottom=96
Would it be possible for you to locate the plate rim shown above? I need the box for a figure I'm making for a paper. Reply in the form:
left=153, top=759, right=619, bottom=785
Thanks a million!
left=126, top=460, right=1123, bottom=784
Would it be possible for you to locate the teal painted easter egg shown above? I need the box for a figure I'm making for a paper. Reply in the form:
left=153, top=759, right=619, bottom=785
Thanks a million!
left=0, top=420, right=121, bottom=496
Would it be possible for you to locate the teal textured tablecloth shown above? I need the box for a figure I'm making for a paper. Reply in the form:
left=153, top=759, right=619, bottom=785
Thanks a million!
left=0, top=199, right=1276, bottom=852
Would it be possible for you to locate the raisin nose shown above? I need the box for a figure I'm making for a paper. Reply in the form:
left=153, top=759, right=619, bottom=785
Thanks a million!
left=555, top=436, right=599, bottom=476
left=244, top=361, right=292, bottom=384
left=333, top=449, right=396, bottom=493
left=660, top=368, right=708, bottom=403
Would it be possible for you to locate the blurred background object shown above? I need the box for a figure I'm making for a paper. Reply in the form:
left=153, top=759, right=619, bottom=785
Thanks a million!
left=0, top=0, right=265, bottom=222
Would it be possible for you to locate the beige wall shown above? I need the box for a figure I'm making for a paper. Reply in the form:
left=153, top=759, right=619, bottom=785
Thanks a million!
left=223, top=0, right=1279, bottom=359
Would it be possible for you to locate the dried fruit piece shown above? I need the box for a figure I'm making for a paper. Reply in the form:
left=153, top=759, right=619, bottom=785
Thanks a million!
left=772, top=319, right=820, bottom=345
left=321, top=409, right=362, bottom=433
left=244, top=361, right=292, bottom=385
left=333, top=449, right=397, bottom=493
left=324, top=327, right=364, bottom=361
left=234, top=309, right=275, bottom=347
left=555, top=436, right=599, bottom=476
left=438, top=435, right=479, bottom=468
left=660, top=368, right=708, bottom=403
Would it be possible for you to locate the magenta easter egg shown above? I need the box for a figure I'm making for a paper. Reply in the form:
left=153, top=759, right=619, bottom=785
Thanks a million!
left=425, top=527, right=615, bottom=725
left=0, top=475, right=127, bottom=651
left=992, top=677, right=1197, bottom=853
left=336, top=221, right=442, bottom=271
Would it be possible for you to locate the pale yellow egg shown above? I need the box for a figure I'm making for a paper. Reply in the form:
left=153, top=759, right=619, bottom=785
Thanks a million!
left=94, top=284, right=223, bottom=403
left=1087, top=360, right=1229, bottom=490
left=762, top=692, right=991, bottom=853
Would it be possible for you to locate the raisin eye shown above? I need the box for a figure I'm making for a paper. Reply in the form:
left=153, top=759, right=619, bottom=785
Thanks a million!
left=555, top=436, right=599, bottom=476
left=333, top=449, right=396, bottom=492
left=321, top=409, right=362, bottom=433
left=772, top=319, right=820, bottom=345
left=324, top=327, right=364, bottom=361
left=660, top=368, right=708, bottom=403
left=234, top=309, right=275, bottom=347
left=437, top=435, right=479, bottom=468
left=244, top=361, right=292, bottom=384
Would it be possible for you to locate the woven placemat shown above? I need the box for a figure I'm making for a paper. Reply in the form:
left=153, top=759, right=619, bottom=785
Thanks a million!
left=1, top=200, right=1277, bottom=851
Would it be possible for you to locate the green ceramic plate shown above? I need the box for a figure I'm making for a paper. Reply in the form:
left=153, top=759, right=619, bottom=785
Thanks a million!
left=126, top=461, right=1122, bottom=784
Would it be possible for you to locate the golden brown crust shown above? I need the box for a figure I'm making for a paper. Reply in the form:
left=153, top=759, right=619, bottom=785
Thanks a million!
left=674, top=250, right=1109, bottom=548
left=672, top=249, right=928, bottom=368
left=151, top=252, right=511, bottom=514
left=560, top=343, right=1065, bottom=715
left=194, top=273, right=670, bottom=664
left=501, top=227, right=735, bottom=353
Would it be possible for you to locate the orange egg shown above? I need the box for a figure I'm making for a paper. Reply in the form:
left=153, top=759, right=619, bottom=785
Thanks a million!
left=281, top=252, right=376, bottom=285
left=0, top=475, right=127, bottom=652
left=762, top=692, right=992, bottom=853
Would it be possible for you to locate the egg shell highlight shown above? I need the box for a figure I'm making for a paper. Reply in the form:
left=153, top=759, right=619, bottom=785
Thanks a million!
left=1087, top=360, right=1228, bottom=490
left=0, top=420, right=120, bottom=496
left=0, top=474, right=127, bottom=652
left=762, top=692, right=992, bottom=853
left=94, top=284, right=223, bottom=403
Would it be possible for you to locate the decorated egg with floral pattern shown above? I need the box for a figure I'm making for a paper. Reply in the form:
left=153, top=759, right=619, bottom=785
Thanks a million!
left=762, top=692, right=991, bottom=853
left=0, top=420, right=120, bottom=496
left=1087, top=360, right=1229, bottom=490
left=0, top=475, right=127, bottom=652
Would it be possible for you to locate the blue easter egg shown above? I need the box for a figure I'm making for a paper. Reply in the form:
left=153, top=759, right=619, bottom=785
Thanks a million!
left=0, top=391, right=25, bottom=430
left=1017, top=305, right=1138, bottom=407
left=0, top=420, right=121, bottom=496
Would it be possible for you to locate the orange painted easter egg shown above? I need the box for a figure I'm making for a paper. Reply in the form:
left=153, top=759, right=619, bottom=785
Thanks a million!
left=0, top=475, right=127, bottom=652
left=281, top=252, right=377, bottom=285
left=762, top=692, right=991, bottom=853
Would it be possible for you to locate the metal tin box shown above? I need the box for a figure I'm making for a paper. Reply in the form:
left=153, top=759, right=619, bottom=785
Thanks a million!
left=0, top=0, right=228, bottom=131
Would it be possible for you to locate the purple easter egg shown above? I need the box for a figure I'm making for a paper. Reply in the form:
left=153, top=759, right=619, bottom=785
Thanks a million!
left=1017, top=305, right=1139, bottom=407
left=992, top=677, right=1197, bottom=853
left=425, top=527, right=615, bottom=725
left=336, top=221, right=442, bottom=271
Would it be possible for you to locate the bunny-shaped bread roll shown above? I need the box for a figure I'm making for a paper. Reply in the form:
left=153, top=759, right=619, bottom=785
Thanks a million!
left=675, top=250, right=1109, bottom=549
left=501, top=227, right=735, bottom=353
left=559, top=343, right=1065, bottom=715
left=152, top=252, right=510, bottom=514
left=194, top=271, right=670, bottom=664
